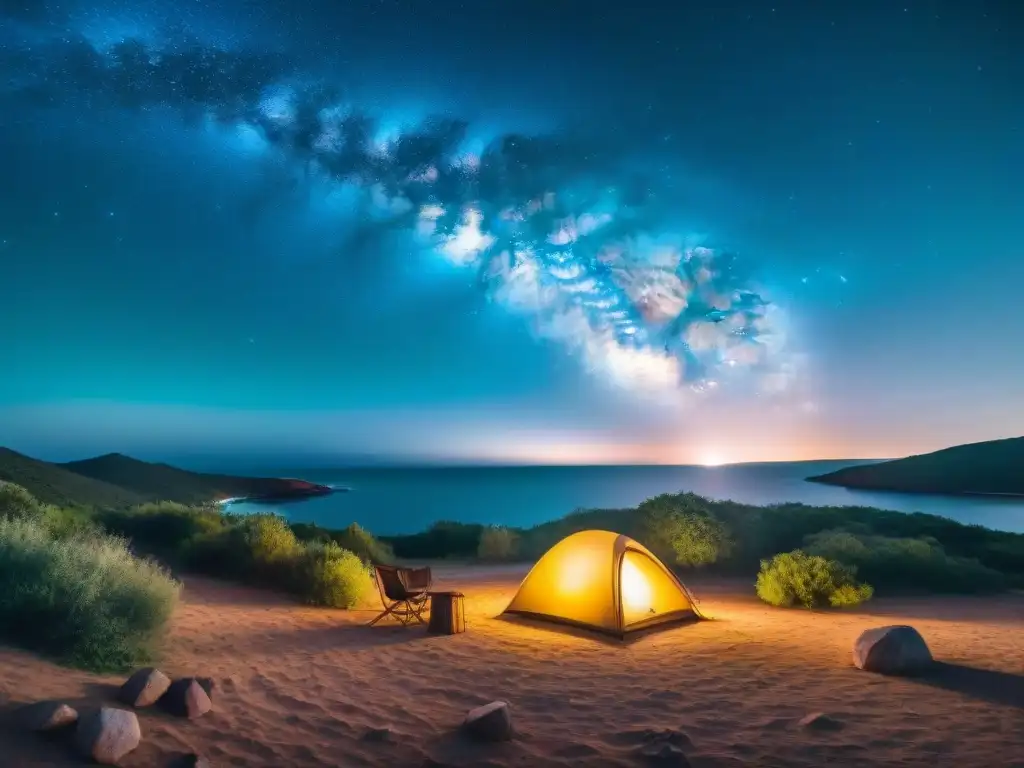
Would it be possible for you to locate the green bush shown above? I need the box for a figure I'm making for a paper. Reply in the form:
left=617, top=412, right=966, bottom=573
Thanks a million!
left=0, top=481, right=44, bottom=518
left=293, top=541, right=373, bottom=607
left=639, top=493, right=734, bottom=568
left=384, top=520, right=485, bottom=560
left=179, top=514, right=372, bottom=608
left=477, top=525, right=520, bottom=561
left=513, top=507, right=637, bottom=560
left=188, top=514, right=304, bottom=586
left=100, top=501, right=228, bottom=555
left=38, top=504, right=101, bottom=539
left=328, top=523, right=394, bottom=564
left=0, top=516, right=179, bottom=671
left=242, top=514, right=302, bottom=567
left=804, top=529, right=1005, bottom=593
left=756, top=550, right=873, bottom=609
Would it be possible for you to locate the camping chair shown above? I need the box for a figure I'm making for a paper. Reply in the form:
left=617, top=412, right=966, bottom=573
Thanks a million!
left=368, top=564, right=433, bottom=627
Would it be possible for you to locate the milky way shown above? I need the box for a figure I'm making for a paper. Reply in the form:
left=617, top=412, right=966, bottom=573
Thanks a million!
left=2, top=23, right=795, bottom=399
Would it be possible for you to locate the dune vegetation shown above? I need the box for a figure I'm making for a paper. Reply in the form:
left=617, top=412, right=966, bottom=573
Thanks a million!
left=0, top=485, right=180, bottom=671
left=4, top=447, right=1024, bottom=673
left=0, top=483, right=380, bottom=671
left=100, top=503, right=377, bottom=608
left=384, top=491, right=1024, bottom=602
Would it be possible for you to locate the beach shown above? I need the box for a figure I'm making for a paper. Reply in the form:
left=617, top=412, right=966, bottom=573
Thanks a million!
left=3, top=564, right=1024, bottom=767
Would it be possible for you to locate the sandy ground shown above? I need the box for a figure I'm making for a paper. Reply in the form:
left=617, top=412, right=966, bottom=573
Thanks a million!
left=2, top=564, right=1024, bottom=767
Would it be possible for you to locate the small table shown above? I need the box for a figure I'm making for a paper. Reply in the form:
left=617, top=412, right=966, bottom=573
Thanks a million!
left=427, top=591, right=466, bottom=635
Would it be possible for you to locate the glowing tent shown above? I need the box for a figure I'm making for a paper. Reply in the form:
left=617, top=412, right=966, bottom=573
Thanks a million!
left=502, top=529, right=701, bottom=637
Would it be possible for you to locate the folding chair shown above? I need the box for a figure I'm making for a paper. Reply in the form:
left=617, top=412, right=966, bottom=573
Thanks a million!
left=368, top=564, right=433, bottom=626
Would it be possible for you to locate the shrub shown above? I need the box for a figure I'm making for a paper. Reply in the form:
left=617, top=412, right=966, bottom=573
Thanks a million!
left=385, top=520, right=485, bottom=560
left=330, top=523, right=394, bottom=564
left=38, top=504, right=102, bottom=539
left=181, top=527, right=244, bottom=577
left=0, top=516, right=180, bottom=671
left=639, top=493, right=734, bottom=568
left=0, top=481, right=44, bottom=518
left=293, top=541, right=373, bottom=608
left=804, top=529, right=1006, bottom=593
left=0, top=482, right=101, bottom=540
left=100, top=501, right=227, bottom=555
left=515, top=507, right=633, bottom=560
left=242, top=514, right=302, bottom=568
left=288, top=522, right=393, bottom=564
left=756, top=550, right=873, bottom=609
left=477, top=525, right=520, bottom=561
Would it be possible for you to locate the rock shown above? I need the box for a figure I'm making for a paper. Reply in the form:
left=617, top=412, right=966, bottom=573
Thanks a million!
left=853, top=625, right=934, bottom=676
left=119, top=667, right=172, bottom=708
left=638, top=742, right=691, bottom=765
left=462, top=700, right=513, bottom=742
left=636, top=730, right=692, bottom=765
left=362, top=726, right=393, bottom=743
left=17, top=700, right=78, bottom=731
left=798, top=712, right=843, bottom=732
left=74, top=707, right=141, bottom=765
left=161, top=678, right=213, bottom=719
left=170, top=753, right=211, bottom=768
left=196, top=677, right=216, bottom=699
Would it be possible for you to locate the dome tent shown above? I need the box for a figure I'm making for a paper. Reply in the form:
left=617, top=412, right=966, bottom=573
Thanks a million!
left=502, top=529, right=701, bottom=637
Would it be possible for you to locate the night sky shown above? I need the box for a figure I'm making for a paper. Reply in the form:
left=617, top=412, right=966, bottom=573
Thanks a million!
left=1, top=0, right=1021, bottom=466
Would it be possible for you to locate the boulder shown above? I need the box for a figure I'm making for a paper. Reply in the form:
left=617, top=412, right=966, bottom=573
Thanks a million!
left=196, top=677, right=216, bottom=699
left=798, top=712, right=843, bottom=732
left=853, top=625, right=933, bottom=676
left=74, top=707, right=141, bottom=765
left=636, top=729, right=693, bottom=765
left=119, top=667, right=172, bottom=708
left=17, top=700, right=78, bottom=731
left=462, top=700, right=512, bottom=742
left=161, top=678, right=213, bottom=719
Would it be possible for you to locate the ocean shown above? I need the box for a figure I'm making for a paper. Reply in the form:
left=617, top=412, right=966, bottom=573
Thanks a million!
left=221, top=461, right=1024, bottom=536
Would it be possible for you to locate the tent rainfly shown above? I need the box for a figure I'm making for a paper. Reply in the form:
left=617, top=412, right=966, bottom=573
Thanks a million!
left=502, top=529, right=702, bottom=637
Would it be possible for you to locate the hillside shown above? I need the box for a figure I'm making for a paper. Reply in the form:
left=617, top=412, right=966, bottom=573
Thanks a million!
left=0, top=447, right=146, bottom=508
left=61, top=453, right=333, bottom=505
left=807, top=437, right=1024, bottom=496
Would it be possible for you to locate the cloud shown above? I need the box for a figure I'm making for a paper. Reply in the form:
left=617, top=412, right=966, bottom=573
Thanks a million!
left=2, top=29, right=800, bottom=400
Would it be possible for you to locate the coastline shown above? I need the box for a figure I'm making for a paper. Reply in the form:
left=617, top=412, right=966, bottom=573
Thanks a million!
left=806, top=476, right=1024, bottom=500
left=217, top=481, right=349, bottom=506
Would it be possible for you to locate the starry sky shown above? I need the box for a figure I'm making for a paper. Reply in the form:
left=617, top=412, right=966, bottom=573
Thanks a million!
left=1, top=0, right=1021, bottom=466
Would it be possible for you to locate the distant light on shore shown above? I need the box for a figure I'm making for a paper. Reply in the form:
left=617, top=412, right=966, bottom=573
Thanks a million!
left=697, top=453, right=727, bottom=467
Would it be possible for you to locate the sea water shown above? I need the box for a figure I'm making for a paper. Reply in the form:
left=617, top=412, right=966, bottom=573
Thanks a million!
left=221, top=461, right=1024, bottom=535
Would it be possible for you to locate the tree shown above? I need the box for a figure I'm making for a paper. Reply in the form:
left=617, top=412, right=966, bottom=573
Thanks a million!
left=638, top=493, right=734, bottom=568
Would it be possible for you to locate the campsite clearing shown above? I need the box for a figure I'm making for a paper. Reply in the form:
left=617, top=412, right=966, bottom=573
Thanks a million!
left=1, top=563, right=1023, bottom=767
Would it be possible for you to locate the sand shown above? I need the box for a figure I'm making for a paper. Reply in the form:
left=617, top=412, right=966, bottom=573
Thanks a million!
left=2, top=564, right=1024, bottom=767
